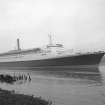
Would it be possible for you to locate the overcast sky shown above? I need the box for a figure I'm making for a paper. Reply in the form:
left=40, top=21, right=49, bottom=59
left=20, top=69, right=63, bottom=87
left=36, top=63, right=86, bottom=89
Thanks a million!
left=0, top=0, right=105, bottom=52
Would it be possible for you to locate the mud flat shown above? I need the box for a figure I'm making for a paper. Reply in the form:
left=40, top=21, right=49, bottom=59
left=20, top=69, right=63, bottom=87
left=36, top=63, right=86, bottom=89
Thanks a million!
left=0, top=88, right=52, bottom=105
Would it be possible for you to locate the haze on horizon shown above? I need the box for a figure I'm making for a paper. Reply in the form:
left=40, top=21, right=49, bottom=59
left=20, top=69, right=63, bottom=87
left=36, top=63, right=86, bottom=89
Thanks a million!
left=0, top=0, right=105, bottom=53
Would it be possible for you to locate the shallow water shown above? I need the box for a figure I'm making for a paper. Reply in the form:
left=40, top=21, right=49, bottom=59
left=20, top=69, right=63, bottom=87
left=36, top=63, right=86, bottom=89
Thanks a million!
left=0, top=66, right=105, bottom=105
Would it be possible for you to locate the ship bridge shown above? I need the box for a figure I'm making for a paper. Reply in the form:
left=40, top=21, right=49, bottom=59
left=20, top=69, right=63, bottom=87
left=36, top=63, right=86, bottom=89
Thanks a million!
left=45, top=34, right=65, bottom=54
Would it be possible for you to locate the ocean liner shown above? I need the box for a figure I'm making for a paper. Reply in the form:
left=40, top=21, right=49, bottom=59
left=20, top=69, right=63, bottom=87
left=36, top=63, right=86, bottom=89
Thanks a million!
left=0, top=35, right=104, bottom=70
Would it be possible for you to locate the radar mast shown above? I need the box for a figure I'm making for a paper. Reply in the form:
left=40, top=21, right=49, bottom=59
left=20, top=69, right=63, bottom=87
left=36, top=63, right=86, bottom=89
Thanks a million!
left=48, top=33, right=53, bottom=45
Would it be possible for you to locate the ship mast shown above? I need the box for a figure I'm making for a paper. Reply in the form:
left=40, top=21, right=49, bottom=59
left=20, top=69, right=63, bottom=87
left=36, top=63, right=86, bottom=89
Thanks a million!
left=17, top=38, right=21, bottom=51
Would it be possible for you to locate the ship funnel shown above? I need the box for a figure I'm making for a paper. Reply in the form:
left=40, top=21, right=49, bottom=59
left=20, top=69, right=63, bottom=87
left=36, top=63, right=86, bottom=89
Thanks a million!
left=17, top=38, right=21, bottom=51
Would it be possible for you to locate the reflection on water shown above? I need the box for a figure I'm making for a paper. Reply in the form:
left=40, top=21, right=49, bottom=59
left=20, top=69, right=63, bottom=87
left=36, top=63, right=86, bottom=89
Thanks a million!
left=29, top=71, right=102, bottom=86
left=29, top=67, right=103, bottom=85
left=0, top=66, right=105, bottom=105
left=0, top=67, right=103, bottom=85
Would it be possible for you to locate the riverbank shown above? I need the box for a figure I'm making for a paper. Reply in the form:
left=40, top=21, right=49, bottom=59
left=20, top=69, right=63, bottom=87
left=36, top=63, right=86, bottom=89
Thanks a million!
left=0, top=88, right=52, bottom=105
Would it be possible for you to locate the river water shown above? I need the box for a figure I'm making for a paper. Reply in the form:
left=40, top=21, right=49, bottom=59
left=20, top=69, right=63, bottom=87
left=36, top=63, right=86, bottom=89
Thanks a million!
left=0, top=66, right=105, bottom=105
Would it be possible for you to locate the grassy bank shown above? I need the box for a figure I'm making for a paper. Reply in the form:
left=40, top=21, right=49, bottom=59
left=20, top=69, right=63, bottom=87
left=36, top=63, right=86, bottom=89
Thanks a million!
left=0, top=88, right=52, bottom=105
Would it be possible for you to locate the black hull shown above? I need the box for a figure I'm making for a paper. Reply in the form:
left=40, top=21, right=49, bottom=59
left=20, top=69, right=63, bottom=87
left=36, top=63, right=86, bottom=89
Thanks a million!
left=0, top=52, right=104, bottom=71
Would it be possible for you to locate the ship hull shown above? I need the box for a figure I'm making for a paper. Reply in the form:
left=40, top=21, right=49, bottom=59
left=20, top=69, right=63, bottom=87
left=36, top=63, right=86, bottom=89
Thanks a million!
left=0, top=52, right=104, bottom=72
